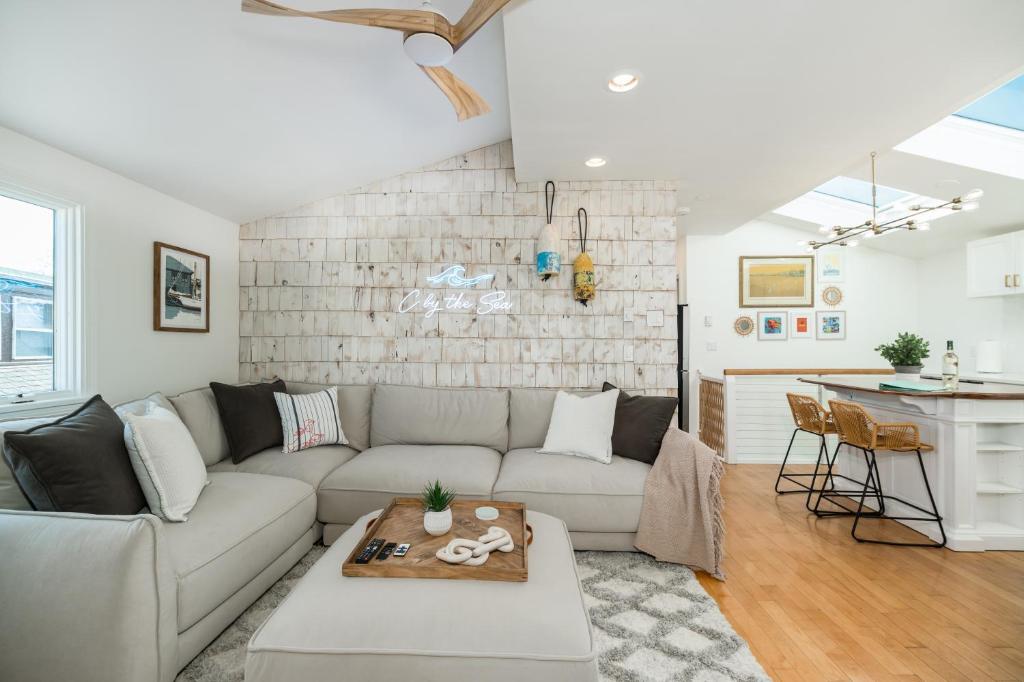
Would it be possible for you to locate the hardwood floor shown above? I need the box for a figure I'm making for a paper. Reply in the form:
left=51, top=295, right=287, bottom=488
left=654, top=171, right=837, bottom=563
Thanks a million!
left=696, top=464, right=1024, bottom=682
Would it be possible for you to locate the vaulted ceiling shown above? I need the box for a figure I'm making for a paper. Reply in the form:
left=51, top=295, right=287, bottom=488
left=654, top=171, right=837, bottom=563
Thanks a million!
left=2, top=0, right=1024, bottom=235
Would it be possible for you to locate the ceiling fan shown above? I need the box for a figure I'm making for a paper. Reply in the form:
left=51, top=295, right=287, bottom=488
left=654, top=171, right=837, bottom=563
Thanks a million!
left=241, top=0, right=510, bottom=121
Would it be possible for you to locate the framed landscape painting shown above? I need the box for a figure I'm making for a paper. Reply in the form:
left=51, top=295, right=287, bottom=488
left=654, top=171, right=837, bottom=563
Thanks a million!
left=153, top=242, right=210, bottom=332
left=739, top=256, right=814, bottom=307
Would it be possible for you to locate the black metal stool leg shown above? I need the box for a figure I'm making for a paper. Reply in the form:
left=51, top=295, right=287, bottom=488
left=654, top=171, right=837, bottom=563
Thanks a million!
left=851, top=448, right=946, bottom=548
left=804, top=437, right=828, bottom=511
left=775, top=428, right=801, bottom=494
left=850, top=448, right=874, bottom=541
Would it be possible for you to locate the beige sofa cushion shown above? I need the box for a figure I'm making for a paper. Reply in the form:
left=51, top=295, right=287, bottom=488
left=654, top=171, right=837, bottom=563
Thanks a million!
left=207, top=444, right=357, bottom=489
left=509, top=389, right=597, bottom=451
left=162, top=472, right=316, bottom=632
left=169, top=387, right=230, bottom=466
left=317, top=445, right=501, bottom=525
left=245, top=509, right=597, bottom=682
left=282, top=383, right=372, bottom=452
left=492, top=448, right=650, bottom=533
left=370, top=384, right=509, bottom=452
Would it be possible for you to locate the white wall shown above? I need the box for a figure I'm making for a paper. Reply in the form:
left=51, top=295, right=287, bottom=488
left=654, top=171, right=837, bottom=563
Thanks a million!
left=0, top=126, right=239, bottom=404
left=685, top=219, right=920, bottom=428
left=917, top=240, right=1024, bottom=374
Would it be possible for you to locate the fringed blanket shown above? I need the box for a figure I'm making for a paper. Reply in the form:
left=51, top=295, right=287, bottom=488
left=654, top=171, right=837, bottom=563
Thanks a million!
left=634, top=428, right=725, bottom=580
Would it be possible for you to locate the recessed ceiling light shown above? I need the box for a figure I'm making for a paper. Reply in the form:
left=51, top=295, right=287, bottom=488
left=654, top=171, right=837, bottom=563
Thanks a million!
left=585, top=157, right=607, bottom=168
left=607, top=72, right=640, bottom=93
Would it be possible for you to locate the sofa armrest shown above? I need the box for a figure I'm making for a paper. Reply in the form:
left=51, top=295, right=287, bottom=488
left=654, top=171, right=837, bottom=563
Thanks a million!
left=0, top=510, right=177, bottom=682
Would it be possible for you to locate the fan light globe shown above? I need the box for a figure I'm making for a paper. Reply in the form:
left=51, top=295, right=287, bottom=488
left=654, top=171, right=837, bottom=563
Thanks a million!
left=403, top=32, right=454, bottom=66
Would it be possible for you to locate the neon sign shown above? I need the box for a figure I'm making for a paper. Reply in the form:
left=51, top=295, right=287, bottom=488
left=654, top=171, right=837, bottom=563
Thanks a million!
left=398, top=265, right=512, bottom=318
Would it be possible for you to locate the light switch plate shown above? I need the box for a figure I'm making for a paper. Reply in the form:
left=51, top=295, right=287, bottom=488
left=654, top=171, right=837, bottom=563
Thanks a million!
left=706, top=341, right=717, bottom=351
left=623, top=345, right=634, bottom=362
left=623, top=309, right=634, bottom=323
left=646, top=310, right=664, bottom=327
left=704, top=315, right=713, bottom=327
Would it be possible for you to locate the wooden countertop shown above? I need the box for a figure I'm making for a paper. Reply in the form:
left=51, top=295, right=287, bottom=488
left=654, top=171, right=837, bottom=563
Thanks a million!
left=799, top=376, right=1024, bottom=400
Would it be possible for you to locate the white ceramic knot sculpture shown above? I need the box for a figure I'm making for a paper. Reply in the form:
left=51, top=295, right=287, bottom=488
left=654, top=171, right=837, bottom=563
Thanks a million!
left=435, top=526, right=514, bottom=566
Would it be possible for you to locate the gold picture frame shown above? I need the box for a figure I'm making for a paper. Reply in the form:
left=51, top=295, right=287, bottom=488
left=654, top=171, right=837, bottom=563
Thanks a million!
left=739, top=255, right=814, bottom=308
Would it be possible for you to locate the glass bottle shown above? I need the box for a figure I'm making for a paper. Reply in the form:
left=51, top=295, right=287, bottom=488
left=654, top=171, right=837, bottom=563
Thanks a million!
left=942, top=340, right=959, bottom=390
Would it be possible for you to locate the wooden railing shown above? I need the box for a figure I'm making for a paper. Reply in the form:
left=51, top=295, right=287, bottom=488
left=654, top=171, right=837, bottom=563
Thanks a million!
left=698, top=375, right=725, bottom=456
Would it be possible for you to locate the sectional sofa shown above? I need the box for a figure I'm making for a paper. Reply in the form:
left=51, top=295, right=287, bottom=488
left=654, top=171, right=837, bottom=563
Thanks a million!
left=0, top=383, right=653, bottom=682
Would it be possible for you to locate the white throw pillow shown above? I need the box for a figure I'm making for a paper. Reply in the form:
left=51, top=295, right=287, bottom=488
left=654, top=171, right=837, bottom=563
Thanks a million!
left=539, top=389, right=619, bottom=464
left=274, top=387, right=348, bottom=453
left=123, top=406, right=209, bottom=522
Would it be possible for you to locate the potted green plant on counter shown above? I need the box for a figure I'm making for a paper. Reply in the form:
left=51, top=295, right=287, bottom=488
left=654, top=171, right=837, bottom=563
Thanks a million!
left=421, top=480, right=456, bottom=536
left=875, top=332, right=930, bottom=374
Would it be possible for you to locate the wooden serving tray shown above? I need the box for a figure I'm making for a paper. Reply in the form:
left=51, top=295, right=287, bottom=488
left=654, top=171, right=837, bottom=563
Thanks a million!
left=342, top=498, right=530, bottom=582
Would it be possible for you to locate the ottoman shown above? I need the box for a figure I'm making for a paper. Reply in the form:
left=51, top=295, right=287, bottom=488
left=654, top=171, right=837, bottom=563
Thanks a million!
left=245, top=509, right=598, bottom=682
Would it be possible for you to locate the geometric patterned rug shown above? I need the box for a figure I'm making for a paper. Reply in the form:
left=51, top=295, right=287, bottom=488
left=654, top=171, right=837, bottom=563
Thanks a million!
left=177, top=546, right=769, bottom=682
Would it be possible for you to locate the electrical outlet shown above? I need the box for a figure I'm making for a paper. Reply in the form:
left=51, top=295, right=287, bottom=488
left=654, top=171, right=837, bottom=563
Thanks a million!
left=623, top=345, right=634, bottom=362
left=704, top=315, right=712, bottom=327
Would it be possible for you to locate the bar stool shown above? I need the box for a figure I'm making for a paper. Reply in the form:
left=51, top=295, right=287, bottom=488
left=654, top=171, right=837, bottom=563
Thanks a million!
left=826, top=399, right=946, bottom=548
left=775, top=393, right=838, bottom=502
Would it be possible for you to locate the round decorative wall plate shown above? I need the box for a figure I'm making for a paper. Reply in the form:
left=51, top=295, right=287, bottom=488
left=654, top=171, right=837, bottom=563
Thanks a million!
left=734, top=316, right=754, bottom=336
left=822, top=286, right=843, bottom=307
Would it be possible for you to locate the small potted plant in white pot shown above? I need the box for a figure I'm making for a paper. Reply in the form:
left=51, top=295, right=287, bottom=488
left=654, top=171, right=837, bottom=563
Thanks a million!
left=421, top=480, right=456, bottom=536
left=875, top=332, right=930, bottom=374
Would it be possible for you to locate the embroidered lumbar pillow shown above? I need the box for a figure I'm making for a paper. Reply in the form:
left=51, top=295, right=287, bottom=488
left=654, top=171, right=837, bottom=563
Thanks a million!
left=274, top=387, right=348, bottom=453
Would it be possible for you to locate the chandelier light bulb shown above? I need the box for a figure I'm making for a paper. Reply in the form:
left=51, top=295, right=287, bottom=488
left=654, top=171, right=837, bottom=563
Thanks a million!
left=796, top=240, right=808, bottom=247
left=918, top=222, right=931, bottom=231
left=846, top=240, right=859, bottom=247
left=818, top=225, right=832, bottom=234
left=805, top=246, right=815, bottom=253
left=961, top=201, right=980, bottom=212
left=963, top=188, right=984, bottom=201
left=863, top=230, right=876, bottom=239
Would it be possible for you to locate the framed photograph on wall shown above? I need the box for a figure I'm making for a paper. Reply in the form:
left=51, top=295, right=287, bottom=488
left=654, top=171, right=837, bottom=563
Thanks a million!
left=817, top=250, right=845, bottom=283
left=757, top=311, right=788, bottom=340
left=153, top=242, right=210, bottom=333
left=739, top=255, right=814, bottom=307
left=815, top=310, right=846, bottom=340
left=790, top=311, right=813, bottom=339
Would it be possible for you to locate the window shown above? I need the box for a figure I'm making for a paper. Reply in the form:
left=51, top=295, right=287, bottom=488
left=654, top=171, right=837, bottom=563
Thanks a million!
left=954, top=74, right=1024, bottom=133
left=0, top=184, right=82, bottom=408
left=812, top=176, right=912, bottom=210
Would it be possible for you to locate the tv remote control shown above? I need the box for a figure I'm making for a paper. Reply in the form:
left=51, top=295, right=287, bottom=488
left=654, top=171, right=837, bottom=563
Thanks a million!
left=377, top=542, right=397, bottom=561
left=393, top=543, right=411, bottom=557
left=355, top=538, right=385, bottom=564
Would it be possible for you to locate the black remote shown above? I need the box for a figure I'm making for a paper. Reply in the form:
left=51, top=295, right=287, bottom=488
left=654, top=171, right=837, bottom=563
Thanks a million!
left=377, top=542, right=397, bottom=561
left=355, top=538, right=385, bottom=564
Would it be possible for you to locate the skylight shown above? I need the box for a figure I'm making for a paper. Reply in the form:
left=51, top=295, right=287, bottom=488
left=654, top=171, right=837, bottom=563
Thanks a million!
left=813, top=176, right=911, bottom=209
left=954, top=74, right=1024, bottom=132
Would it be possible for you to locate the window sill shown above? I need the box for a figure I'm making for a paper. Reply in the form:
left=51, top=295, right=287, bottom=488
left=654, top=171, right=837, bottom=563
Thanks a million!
left=0, top=395, right=86, bottom=422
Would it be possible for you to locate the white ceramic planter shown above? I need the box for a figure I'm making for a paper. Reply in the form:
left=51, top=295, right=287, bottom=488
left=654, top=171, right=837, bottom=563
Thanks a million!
left=423, top=507, right=453, bottom=536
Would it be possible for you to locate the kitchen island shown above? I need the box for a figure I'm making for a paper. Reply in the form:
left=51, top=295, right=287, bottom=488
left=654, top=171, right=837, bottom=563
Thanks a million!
left=800, top=376, right=1024, bottom=551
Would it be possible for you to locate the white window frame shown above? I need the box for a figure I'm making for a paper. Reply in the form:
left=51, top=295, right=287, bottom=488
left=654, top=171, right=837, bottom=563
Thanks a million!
left=12, top=296, right=54, bottom=360
left=0, top=181, right=84, bottom=415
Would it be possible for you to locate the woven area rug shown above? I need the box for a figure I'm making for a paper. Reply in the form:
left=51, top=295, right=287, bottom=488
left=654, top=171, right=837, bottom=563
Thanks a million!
left=177, top=546, right=768, bottom=682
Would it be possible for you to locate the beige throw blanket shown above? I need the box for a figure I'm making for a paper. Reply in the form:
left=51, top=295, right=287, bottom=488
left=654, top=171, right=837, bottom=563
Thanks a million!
left=634, top=428, right=726, bottom=580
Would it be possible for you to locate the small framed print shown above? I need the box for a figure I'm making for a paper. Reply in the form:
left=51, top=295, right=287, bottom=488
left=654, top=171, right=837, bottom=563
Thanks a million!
left=790, top=311, right=812, bottom=339
left=816, top=310, right=846, bottom=340
left=154, top=242, right=210, bottom=332
left=817, top=250, right=845, bottom=283
left=757, top=311, right=788, bottom=340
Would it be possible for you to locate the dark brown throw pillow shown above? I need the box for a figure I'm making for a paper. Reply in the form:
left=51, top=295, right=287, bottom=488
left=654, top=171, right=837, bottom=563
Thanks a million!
left=602, top=382, right=677, bottom=464
left=2, top=395, right=146, bottom=515
left=210, top=380, right=287, bottom=463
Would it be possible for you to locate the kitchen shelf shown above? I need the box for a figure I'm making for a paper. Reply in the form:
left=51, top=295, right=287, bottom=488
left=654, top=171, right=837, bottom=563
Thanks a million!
left=977, top=482, right=1024, bottom=495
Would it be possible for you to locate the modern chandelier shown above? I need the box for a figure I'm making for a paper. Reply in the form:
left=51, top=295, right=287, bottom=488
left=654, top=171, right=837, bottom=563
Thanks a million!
left=800, top=152, right=983, bottom=250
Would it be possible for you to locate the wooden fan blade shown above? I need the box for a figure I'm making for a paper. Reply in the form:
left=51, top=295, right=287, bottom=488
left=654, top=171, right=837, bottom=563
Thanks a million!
left=452, top=0, right=513, bottom=48
left=242, top=0, right=452, bottom=38
left=420, top=66, right=491, bottom=121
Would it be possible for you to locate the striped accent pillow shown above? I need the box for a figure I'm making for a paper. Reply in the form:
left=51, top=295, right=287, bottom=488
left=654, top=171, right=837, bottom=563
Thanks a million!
left=273, top=388, right=348, bottom=453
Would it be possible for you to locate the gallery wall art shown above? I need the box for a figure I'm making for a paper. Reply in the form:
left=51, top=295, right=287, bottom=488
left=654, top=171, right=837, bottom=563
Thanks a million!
left=739, top=256, right=814, bottom=307
left=154, top=242, right=210, bottom=333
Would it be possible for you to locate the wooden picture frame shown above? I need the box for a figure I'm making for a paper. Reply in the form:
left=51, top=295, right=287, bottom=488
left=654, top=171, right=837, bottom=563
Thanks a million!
left=153, top=242, right=210, bottom=333
left=739, top=255, right=814, bottom=308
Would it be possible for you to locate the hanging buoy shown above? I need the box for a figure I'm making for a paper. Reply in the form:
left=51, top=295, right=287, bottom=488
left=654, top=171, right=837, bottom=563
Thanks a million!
left=536, top=181, right=561, bottom=281
left=573, top=207, right=595, bottom=306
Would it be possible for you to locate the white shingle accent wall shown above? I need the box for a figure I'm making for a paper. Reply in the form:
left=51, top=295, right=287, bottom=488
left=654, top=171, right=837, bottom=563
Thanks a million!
left=238, top=141, right=679, bottom=395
